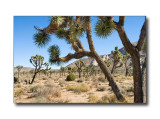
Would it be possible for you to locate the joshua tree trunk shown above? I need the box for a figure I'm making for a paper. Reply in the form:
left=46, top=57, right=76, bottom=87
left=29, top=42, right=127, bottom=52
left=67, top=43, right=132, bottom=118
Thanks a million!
left=78, top=71, right=81, bottom=78
left=93, top=52, right=124, bottom=100
left=132, top=54, right=143, bottom=102
left=142, top=57, right=146, bottom=102
left=111, top=64, right=115, bottom=74
left=114, top=16, right=146, bottom=103
left=29, top=72, right=37, bottom=84
left=125, top=68, right=129, bottom=76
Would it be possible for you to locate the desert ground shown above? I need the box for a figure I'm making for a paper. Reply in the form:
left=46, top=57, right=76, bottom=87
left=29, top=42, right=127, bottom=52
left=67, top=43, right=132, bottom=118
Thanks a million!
left=14, top=71, right=140, bottom=103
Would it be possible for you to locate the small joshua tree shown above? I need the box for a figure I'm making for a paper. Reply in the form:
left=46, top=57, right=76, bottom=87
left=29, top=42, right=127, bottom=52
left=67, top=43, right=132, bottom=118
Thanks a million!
left=90, top=65, right=97, bottom=76
left=16, top=65, right=23, bottom=79
left=75, top=60, right=85, bottom=78
left=29, top=55, right=50, bottom=84
left=60, top=67, right=66, bottom=76
left=111, top=46, right=123, bottom=74
left=84, top=66, right=90, bottom=77
left=123, top=53, right=132, bottom=76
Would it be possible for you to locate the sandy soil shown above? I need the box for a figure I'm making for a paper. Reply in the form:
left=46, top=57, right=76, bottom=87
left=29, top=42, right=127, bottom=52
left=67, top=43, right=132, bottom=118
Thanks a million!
left=14, top=73, right=134, bottom=103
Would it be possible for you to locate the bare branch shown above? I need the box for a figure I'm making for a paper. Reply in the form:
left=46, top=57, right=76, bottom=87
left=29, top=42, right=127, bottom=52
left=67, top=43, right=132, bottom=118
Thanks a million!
left=136, top=19, right=146, bottom=51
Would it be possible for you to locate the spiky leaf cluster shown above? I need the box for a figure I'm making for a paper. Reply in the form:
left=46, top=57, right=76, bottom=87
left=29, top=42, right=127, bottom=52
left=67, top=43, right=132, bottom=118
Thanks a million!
left=48, top=45, right=61, bottom=65
left=95, top=19, right=116, bottom=38
left=34, top=32, right=50, bottom=47
left=104, top=60, right=111, bottom=67
left=49, top=16, right=65, bottom=26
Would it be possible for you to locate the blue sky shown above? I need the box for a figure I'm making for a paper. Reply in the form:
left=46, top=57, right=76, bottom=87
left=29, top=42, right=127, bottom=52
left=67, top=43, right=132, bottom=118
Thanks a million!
left=14, top=16, right=145, bottom=69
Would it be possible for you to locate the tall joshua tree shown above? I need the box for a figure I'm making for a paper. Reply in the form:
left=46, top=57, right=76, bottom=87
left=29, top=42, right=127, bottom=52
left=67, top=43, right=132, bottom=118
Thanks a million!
left=16, top=65, right=23, bottom=79
left=33, top=16, right=124, bottom=100
left=29, top=55, right=50, bottom=84
left=75, top=60, right=85, bottom=78
left=98, top=16, right=146, bottom=103
left=111, top=46, right=123, bottom=74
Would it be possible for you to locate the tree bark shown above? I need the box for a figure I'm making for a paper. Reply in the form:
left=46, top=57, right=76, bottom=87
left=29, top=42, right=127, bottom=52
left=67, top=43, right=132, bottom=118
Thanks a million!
left=132, top=54, right=143, bottom=103
left=93, top=51, right=125, bottom=100
left=29, top=72, right=37, bottom=84
left=116, top=17, right=145, bottom=103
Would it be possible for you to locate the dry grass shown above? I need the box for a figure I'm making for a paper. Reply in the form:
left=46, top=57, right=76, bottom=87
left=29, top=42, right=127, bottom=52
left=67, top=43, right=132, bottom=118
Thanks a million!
left=98, top=76, right=107, bottom=83
left=66, top=84, right=90, bottom=94
left=14, top=88, right=24, bottom=97
left=88, top=94, right=99, bottom=103
left=97, top=86, right=106, bottom=91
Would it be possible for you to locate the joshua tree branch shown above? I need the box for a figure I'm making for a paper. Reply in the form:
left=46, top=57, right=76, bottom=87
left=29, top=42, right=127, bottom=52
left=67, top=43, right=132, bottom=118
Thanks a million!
left=116, top=16, right=136, bottom=54
left=118, top=16, right=125, bottom=26
left=136, top=20, right=146, bottom=51
left=58, top=51, right=92, bottom=62
left=85, top=16, right=96, bottom=53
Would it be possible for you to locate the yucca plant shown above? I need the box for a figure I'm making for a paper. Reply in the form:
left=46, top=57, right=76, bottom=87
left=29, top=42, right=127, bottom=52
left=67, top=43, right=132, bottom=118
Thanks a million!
left=75, top=60, right=85, bottom=78
left=16, top=65, right=23, bottom=79
left=111, top=46, right=124, bottom=74
left=29, top=55, right=51, bottom=84
left=123, top=53, right=132, bottom=76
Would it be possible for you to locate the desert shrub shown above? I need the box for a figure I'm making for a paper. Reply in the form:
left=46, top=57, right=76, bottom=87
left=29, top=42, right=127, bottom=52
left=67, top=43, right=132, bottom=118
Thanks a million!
left=14, top=88, right=24, bottom=97
left=88, top=94, right=99, bottom=103
left=45, top=80, right=55, bottom=87
left=59, top=80, right=66, bottom=87
left=97, top=86, right=106, bottom=91
left=66, top=84, right=90, bottom=93
left=98, top=95, right=118, bottom=103
left=30, top=85, right=42, bottom=92
left=98, top=76, right=107, bottom=83
left=66, top=73, right=76, bottom=81
left=77, top=79, right=83, bottom=83
left=125, top=86, right=134, bottom=92
left=14, top=77, right=18, bottom=83
left=35, top=96, right=50, bottom=103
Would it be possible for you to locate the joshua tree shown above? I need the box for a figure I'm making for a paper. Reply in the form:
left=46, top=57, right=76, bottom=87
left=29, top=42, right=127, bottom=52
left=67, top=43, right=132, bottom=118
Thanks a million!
left=111, top=46, right=123, bottom=74
left=29, top=55, right=50, bottom=84
left=16, top=65, right=23, bottom=79
left=75, top=60, right=85, bottom=78
left=66, top=66, right=72, bottom=74
left=60, top=67, right=66, bottom=76
left=33, top=16, right=125, bottom=100
left=123, top=53, right=132, bottom=76
left=98, top=16, right=146, bottom=103
left=104, top=60, right=111, bottom=78
left=84, top=66, right=90, bottom=77
left=104, top=60, right=111, bottom=67
left=90, top=65, right=97, bottom=76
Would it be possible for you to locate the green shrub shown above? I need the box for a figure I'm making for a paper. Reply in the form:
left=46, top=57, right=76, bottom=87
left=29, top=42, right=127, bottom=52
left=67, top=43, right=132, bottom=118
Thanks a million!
left=66, top=73, right=76, bottom=81
left=14, top=77, right=18, bottom=83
